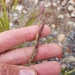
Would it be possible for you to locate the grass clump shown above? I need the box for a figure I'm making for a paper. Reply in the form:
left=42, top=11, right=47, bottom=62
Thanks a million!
left=13, top=0, right=18, bottom=10
left=0, top=0, right=9, bottom=32
left=0, top=0, right=18, bottom=32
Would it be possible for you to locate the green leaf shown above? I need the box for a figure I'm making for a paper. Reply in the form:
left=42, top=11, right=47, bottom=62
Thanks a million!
left=1, top=0, right=9, bottom=30
left=26, top=18, right=35, bottom=26
left=14, top=0, right=18, bottom=10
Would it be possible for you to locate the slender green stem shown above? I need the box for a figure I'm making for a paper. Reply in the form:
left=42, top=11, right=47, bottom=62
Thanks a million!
left=1, top=0, right=9, bottom=30
left=0, top=18, right=5, bottom=28
left=67, top=69, right=75, bottom=75
left=14, top=0, right=18, bottom=10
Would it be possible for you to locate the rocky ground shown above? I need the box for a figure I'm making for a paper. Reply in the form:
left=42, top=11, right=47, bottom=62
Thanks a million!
left=1, top=0, right=75, bottom=75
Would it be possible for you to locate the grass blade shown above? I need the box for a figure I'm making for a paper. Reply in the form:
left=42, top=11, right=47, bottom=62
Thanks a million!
left=1, top=0, right=9, bottom=30
left=14, top=0, right=18, bottom=10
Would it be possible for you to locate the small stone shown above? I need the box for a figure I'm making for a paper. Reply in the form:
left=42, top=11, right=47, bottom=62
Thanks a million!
left=60, top=73, right=62, bottom=75
left=69, top=0, right=75, bottom=4
left=42, top=60, right=48, bottom=63
left=40, top=1, right=44, bottom=5
left=12, top=4, right=24, bottom=13
left=57, top=6, right=62, bottom=11
left=58, top=42, right=62, bottom=47
left=52, top=3, right=57, bottom=6
left=70, top=65, right=74, bottom=70
left=12, top=28, right=15, bottom=30
left=44, top=2, right=51, bottom=7
left=34, top=0, right=38, bottom=4
left=73, top=49, right=75, bottom=52
left=54, top=57, right=59, bottom=61
left=50, top=58, right=55, bottom=61
left=57, top=1, right=60, bottom=4
left=70, top=62, right=75, bottom=66
left=60, top=58, right=66, bottom=63
left=69, top=53, right=74, bottom=56
left=66, top=13, right=70, bottom=18
left=58, top=14, right=64, bottom=19
left=67, top=21, right=74, bottom=25
left=62, top=0, right=67, bottom=6
left=9, top=23, right=13, bottom=29
left=13, top=13, right=18, bottom=17
left=39, top=38, right=46, bottom=44
left=63, top=52, right=69, bottom=57
left=68, top=5, right=74, bottom=11
left=27, top=41, right=34, bottom=46
left=5, top=0, right=10, bottom=4
left=48, top=58, right=52, bottom=61
left=64, top=56, right=75, bottom=63
left=73, top=23, right=75, bottom=26
left=57, top=34, right=65, bottom=42
left=22, top=10, right=27, bottom=14
left=36, top=61, right=42, bottom=64
left=66, top=63, right=71, bottom=69
left=71, top=11, right=75, bottom=17
left=52, top=24, right=56, bottom=28
left=73, top=53, right=75, bottom=57
left=61, top=64, right=66, bottom=69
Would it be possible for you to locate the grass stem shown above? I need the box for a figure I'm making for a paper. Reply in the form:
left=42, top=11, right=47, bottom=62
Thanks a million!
left=1, top=0, right=9, bottom=30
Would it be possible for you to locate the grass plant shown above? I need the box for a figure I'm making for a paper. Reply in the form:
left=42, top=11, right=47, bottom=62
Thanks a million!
left=0, top=0, right=9, bottom=32
left=0, top=0, right=18, bottom=32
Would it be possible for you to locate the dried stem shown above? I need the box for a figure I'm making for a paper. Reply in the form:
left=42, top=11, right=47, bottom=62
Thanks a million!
left=26, top=3, right=45, bottom=66
left=27, top=23, right=44, bottom=66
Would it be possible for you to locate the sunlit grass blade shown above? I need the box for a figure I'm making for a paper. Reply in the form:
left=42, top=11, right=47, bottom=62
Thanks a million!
left=20, top=12, right=25, bottom=22
left=1, top=0, right=9, bottom=30
left=26, top=18, right=35, bottom=26
left=0, top=17, right=5, bottom=28
left=0, top=17, right=6, bottom=32
left=14, top=0, right=18, bottom=10
left=0, top=24, right=3, bottom=32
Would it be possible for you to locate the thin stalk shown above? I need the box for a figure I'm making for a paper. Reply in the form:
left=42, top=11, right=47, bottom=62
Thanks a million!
left=0, top=26, right=3, bottom=32
left=0, top=18, right=5, bottom=28
left=0, top=23, right=4, bottom=31
left=1, top=0, right=9, bottom=30
left=67, top=69, right=75, bottom=75
left=27, top=23, right=44, bottom=66
left=14, top=0, right=18, bottom=10
left=0, top=17, right=5, bottom=31
left=26, top=5, right=45, bottom=66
